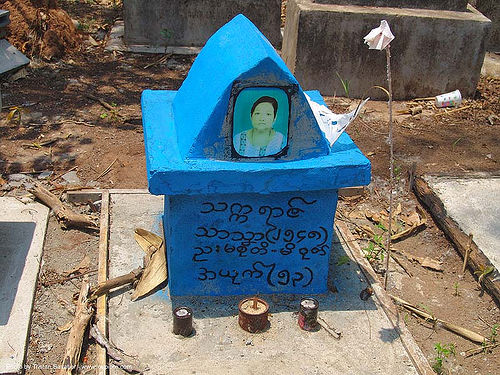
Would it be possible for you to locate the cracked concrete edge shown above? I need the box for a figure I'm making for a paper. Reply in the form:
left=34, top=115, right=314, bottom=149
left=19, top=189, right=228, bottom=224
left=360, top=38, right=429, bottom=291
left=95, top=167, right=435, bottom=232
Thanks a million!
left=336, top=221, right=435, bottom=375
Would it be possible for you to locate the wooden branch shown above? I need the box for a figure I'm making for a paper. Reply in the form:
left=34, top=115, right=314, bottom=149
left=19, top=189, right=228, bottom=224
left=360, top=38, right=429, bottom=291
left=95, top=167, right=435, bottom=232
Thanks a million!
left=86, top=94, right=125, bottom=118
left=390, top=294, right=487, bottom=344
left=58, top=277, right=94, bottom=375
left=412, top=176, right=500, bottom=305
left=96, top=191, right=109, bottom=375
left=317, top=316, right=341, bottom=339
left=29, top=183, right=98, bottom=230
left=90, top=268, right=143, bottom=301
left=462, top=233, right=473, bottom=274
left=90, top=324, right=146, bottom=374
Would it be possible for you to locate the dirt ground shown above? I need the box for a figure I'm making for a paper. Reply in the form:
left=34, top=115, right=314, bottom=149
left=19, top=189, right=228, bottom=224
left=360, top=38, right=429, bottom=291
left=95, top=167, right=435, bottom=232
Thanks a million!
left=1, top=1, right=499, bottom=374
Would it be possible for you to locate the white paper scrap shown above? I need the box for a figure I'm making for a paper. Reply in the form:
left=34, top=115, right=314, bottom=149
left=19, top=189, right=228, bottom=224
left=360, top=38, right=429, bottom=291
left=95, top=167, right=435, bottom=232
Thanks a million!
left=305, top=93, right=369, bottom=148
left=363, top=20, right=394, bottom=50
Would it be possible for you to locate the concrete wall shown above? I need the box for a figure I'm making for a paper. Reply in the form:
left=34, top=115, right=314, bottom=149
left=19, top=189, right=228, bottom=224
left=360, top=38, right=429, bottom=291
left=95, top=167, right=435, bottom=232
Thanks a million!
left=473, top=0, right=499, bottom=51
left=123, top=0, right=282, bottom=48
left=282, top=0, right=491, bottom=99
left=312, top=0, right=468, bottom=12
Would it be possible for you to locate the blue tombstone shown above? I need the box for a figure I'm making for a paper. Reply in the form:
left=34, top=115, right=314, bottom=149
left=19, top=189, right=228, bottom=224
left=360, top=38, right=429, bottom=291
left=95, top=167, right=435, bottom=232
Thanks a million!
left=142, top=15, right=370, bottom=296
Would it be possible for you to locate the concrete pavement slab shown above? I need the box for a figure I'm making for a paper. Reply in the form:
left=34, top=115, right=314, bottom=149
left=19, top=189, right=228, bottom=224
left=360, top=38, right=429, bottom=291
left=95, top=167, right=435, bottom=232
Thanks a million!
left=426, top=176, right=500, bottom=273
left=105, top=192, right=424, bottom=374
left=0, top=198, right=49, bottom=375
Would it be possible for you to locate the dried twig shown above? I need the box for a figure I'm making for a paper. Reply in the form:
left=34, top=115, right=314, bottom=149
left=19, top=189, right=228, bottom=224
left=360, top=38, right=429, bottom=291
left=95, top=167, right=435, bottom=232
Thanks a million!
left=42, top=269, right=98, bottom=287
left=390, top=295, right=487, bottom=344
left=434, top=105, right=471, bottom=117
left=143, top=53, right=172, bottom=69
left=57, top=277, right=94, bottom=375
left=462, top=233, right=474, bottom=274
left=95, top=158, right=118, bottom=181
left=29, top=183, right=98, bottom=230
left=90, top=324, right=147, bottom=374
left=464, top=342, right=499, bottom=357
left=317, top=316, right=341, bottom=339
left=89, top=267, right=143, bottom=300
left=384, top=44, right=394, bottom=291
left=86, top=94, right=124, bottom=117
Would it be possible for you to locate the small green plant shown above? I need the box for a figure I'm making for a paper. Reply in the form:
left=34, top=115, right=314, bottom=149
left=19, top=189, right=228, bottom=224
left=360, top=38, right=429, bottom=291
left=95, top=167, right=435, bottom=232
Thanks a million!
left=376, top=222, right=387, bottom=232
left=335, top=72, right=350, bottom=98
left=482, top=323, right=499, bottom=353
left=491, top=323, right=499, bottom=342
left=452, top=137, right=463, bottom=151
left=362, top=234, right=385, bottom=262
left=161, top=28, right=174, bottom=53
left=452, top=281, right=460, bottom=297
left=475, top=265, right=494, bottom=285
left=432, top=342, right=456, bottom=374
left=394, top=164, right=402, bottom=182
left=336, top=255, right=350, bottom=266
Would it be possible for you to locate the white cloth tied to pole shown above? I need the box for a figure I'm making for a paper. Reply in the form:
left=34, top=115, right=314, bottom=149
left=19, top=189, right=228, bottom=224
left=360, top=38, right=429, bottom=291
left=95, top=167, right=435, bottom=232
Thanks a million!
left=363, top=20, right=394, bottom=50
left=305, top=93, right=369, bottom=148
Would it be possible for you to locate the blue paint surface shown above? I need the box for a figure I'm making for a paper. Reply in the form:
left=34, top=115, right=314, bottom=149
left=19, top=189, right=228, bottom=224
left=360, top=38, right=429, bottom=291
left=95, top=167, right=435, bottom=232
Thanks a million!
left=142, top=89, right=370, bottom=196
left=165, top=190, right=337, bottom=296
left=141, top=15, right=371, bottom=296
left=172, top=14, right=330, bottom=160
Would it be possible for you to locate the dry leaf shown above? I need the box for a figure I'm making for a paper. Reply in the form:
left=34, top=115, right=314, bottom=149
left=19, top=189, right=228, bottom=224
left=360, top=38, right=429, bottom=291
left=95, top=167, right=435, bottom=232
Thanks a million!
left=394, top=203, right=402, bottom=217
left=405, top=211, right=421, bottom=227
left=64, top=254, right=91, bottom=277
left=360, top=225, right=375, bottom=237
left=131, top=229, right=167, bottom=301
left=57, top=321, right=73, bottom=333
left=420, top=257, right=443, bottom=272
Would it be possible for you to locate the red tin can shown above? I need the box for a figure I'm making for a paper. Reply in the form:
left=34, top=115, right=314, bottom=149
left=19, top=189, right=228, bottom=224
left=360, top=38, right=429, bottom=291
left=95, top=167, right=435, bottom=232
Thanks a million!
left=298, top=297, right=319, bottom=331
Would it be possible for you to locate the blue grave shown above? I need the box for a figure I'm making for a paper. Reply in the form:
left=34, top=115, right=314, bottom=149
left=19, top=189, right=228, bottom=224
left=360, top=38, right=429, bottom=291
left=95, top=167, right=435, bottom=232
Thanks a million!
left=141, top=15, right=370, bottom=296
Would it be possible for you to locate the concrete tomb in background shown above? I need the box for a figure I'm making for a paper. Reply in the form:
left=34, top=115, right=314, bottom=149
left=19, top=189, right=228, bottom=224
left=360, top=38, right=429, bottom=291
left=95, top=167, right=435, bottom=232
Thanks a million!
left=123, top=0, right=282, bottom=50
left=282, top=0, right=491, bottom=99
left=312, top=0, right=468, bottom=11
left=141, top=15, right=370, bottom=296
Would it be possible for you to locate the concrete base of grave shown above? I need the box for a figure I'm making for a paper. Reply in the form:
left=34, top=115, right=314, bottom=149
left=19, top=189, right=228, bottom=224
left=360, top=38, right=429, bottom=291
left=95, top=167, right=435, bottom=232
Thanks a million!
left=425, top=175, right=500, bottom=273
left=102, top=191, right=428, bottom=374
left=0, top=198, right=49, bottom=375
left=123, top=0, right=282, bottom=49
left=105, top=21, right=202, bottom=55
left=474, top=0, right=499, bottom=51
left=282, top=0, right=491, bottom=99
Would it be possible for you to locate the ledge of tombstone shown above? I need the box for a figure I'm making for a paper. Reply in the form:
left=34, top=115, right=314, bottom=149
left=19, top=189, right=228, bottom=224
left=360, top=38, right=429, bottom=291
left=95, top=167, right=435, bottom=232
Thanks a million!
left=141, top=89, right=371, bottom=196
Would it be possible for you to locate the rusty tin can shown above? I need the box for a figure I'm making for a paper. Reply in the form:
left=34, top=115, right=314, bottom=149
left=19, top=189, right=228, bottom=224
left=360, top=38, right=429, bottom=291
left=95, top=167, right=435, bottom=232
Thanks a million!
left=172, top=306, right=193, bottom=337
left=298, top=297, right=319, bottom=331
left=238, top=297, right=269, bottom=333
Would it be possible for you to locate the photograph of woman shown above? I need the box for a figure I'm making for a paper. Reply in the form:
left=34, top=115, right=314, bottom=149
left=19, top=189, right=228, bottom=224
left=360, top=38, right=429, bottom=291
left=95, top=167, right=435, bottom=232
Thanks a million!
left=233, top=93, right=288, bottom=157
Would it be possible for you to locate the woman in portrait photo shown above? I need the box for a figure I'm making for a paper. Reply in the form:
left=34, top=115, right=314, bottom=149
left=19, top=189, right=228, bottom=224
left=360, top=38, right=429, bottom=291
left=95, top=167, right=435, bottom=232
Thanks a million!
left=233, top=96, right=286, bottom=157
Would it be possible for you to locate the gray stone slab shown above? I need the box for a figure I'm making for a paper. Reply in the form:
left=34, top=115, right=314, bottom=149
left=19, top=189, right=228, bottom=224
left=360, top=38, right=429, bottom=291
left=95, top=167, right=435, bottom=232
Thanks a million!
left=426, top=176, right=500, bottom=273
left=474, top=0, right=500, bottom=51
left=282, top=1, right=491, bottom=99
left=0, top=10, right=10, bottom=28
left=107, top=192, right=421, bottom=374
left=105, top=20, right=202, bottom=55
left=123, top=0, right=282, bottom=48
left=313, top=0, right=468, bottom=12
left=0, top=198, right=49, bottom=375
left=0, top=39, right=30, bottom=76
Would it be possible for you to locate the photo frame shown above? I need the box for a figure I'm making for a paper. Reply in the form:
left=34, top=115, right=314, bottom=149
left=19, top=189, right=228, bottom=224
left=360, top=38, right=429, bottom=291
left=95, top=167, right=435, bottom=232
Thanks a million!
left=231, top=86, right=291, bottom=158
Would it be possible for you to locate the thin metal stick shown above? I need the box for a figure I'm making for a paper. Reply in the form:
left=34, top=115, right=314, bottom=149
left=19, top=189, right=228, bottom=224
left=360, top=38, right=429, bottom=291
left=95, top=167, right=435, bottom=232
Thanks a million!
left=384, top=45, right=394, bottom=290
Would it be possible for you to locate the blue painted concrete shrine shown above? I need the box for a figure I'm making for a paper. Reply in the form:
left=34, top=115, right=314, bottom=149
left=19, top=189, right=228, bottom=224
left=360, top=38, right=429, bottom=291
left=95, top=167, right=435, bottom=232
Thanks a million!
left=141, top=15, right=371, bottom=296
